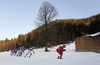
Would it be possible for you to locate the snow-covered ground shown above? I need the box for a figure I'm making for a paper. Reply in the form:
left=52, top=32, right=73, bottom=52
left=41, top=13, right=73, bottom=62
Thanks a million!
left=0, top=42, right=100, bottom=65
left=0, top=32, right=100, bottom=65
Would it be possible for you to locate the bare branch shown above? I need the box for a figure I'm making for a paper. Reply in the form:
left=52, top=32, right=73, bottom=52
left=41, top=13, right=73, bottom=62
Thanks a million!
left=37, top=1, right=58, bottom=24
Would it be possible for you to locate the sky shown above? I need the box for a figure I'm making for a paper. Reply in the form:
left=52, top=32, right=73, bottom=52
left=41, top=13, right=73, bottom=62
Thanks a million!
left=0, top=0, right=100, bottom=40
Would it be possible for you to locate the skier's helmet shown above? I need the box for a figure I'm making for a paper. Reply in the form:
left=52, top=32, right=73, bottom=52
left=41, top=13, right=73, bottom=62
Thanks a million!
left=22, top=46, right=24, bottom=48
left=63, top=45, right=66, bottom=48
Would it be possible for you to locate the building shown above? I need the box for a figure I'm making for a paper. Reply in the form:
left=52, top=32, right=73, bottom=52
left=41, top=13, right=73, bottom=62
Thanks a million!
left=75, top=35, right=100, bottom=53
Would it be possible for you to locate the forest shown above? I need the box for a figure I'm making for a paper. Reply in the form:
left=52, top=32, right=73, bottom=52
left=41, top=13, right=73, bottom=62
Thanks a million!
left=0, top=13, right=100, bottom=52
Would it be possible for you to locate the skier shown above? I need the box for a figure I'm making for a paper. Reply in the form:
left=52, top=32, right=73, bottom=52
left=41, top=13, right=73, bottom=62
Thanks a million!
left=14, top=49, right=18, bottom=56
left=10, top=49, right=17, bottom=56
left=56, top=45, right=66, bottom=59
left=20, top=46, right=25, bottom=52
left=24, top=48, right=35, bottom=57
left=16, top=49, right=23, bottom=56
left=10, top=50, right=15, bottom=56
left=16, top=46, right=24, bottom=57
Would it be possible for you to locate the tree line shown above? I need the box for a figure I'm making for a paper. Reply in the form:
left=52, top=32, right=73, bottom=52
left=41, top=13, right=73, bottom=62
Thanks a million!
left=0, top=13, right=100, bottom=52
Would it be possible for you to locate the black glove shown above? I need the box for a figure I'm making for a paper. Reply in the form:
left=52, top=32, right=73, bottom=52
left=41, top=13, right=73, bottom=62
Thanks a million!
left=63, top=49, right=66, bottom=51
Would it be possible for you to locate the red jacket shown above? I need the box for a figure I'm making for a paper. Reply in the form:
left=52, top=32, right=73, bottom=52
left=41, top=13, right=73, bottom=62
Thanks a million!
left=56, top=46, right=64, bottom=54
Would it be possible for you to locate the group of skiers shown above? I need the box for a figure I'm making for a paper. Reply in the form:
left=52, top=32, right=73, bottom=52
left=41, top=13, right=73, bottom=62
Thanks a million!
left=10, top=44, right=66, bottom=59
left=10, top=46, right=35, bottom=58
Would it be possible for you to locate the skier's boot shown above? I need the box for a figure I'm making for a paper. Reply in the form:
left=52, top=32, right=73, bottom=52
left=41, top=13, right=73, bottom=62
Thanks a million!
left=24, top=55, right=26, bottom=57
left=16, top=54, right=18, bottom=56
left=29, top=55, right=31, bottom=58
left=60, top=57, right=63, bottom=59
left=57, top=56, right=59, bottom=59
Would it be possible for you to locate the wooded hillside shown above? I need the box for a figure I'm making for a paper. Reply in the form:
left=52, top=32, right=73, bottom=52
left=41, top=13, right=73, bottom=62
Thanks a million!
left=0, top=14, right=100, bottom=52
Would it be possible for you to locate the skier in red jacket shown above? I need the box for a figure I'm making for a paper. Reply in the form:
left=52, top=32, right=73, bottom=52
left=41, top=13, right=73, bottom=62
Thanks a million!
left=56, top=45, right=66, bottom=59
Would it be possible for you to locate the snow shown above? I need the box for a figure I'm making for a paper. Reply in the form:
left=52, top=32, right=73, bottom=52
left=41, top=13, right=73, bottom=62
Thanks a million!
left=0, top=32, right=100, bottom=65
left=84, top=32, right=100, bottom=37
left=0, top=42, right=100, bottom=65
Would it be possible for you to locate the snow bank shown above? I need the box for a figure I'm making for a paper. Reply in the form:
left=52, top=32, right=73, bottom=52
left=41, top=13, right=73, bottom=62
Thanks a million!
left=84, top=32, right=100, bottom=37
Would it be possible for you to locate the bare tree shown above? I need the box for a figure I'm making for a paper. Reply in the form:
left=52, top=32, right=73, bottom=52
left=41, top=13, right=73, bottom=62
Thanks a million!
left=36, top=1, right=58, bottom=52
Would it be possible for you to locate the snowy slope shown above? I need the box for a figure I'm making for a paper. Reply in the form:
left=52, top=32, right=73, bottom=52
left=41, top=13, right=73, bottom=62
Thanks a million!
left=0, top=42, right=100, bottom=65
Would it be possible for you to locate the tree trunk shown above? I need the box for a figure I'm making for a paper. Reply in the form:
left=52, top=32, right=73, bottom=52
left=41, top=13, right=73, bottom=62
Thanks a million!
left=45, top=46, right=48, bottom=52
left=44, top=22, right=49, bottom=52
